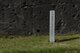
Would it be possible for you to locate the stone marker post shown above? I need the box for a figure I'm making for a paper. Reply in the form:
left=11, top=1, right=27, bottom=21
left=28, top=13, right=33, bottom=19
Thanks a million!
left=50, top=10, right=55, bottom=43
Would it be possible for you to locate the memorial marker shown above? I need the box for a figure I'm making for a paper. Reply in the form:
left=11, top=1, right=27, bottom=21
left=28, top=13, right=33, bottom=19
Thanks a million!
left=50, top=10, right=55, bottom=43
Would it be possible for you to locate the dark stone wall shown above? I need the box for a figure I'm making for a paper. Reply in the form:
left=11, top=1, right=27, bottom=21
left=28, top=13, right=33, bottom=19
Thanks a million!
left=0, top=0, right=80, bottom=35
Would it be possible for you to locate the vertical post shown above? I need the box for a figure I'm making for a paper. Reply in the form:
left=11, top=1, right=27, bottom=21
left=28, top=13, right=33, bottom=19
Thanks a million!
left=50, top=10, right=55, bottom=43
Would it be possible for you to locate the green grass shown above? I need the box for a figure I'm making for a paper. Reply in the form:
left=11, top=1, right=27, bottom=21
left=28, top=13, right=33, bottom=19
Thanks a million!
left=0, top=34, right=80, bottom=53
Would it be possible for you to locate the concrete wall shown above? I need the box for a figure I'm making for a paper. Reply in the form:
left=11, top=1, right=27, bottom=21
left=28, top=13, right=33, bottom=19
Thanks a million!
left=0, top=0, right=80, bottom=35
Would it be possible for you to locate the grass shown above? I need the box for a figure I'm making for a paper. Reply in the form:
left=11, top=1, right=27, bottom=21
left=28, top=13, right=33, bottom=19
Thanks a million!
left=0, top=34, right=80, bottom=53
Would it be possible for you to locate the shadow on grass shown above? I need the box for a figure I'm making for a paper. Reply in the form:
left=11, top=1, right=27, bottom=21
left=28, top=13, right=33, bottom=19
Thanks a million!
left=55, top=37, right=80, bottom=42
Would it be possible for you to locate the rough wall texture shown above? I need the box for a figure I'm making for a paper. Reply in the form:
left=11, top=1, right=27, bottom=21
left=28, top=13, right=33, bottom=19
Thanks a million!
left=0, top=0, right=80, bottom=35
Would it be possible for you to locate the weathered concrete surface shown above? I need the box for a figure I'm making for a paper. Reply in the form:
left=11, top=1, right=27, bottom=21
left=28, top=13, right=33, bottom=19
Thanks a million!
left=0, top=0, right=80, bottom=35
